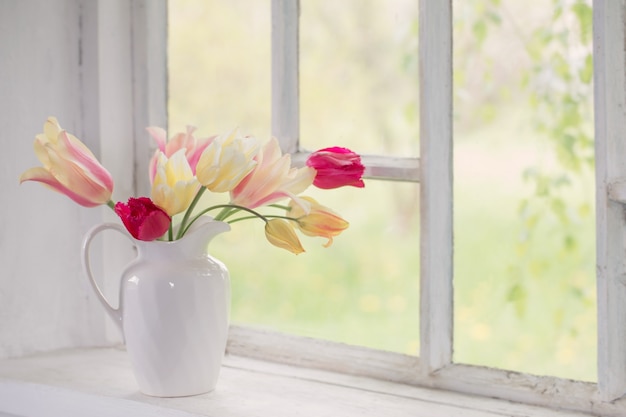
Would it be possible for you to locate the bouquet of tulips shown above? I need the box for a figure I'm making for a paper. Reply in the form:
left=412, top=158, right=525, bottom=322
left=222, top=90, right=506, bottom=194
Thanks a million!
left=20, top=117, right=365, bottom=254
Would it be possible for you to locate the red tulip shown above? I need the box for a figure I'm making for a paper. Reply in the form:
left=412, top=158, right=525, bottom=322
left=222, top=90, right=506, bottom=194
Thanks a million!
left=306, top=147, right=365, bottom=189
left=114, top=197, right=171, bottom=241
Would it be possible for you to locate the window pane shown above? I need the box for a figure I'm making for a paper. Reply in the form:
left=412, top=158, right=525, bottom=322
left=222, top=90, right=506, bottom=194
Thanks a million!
left=212, top=181, right=420, bottom=354
left=453, top=0, right=596, bottom=381
left=169, top=0, right=420, bottom=354
left=168, top=0, right=271, bottom=137
left=299, top=0, right=419, bottom=157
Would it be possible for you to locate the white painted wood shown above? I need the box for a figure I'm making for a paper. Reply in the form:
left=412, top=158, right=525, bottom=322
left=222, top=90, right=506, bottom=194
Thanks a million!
left=271, top=0, right=300, bottom=154
left=0, top=347, right=596, bottom=417
left=0, top=0, right=109, bottom=358
left=226, top=326, right=626, bottom=415
left=433, top=364, right=626, bottom=417
left=593, top=0, right=626, bottom=402
left=226, top=325, right=420, bottom=385
left=608, top=178, right=626, bottom=204
left=0, top=381, right=203, bottom=417
left=83, top=0, right=137, bottom=345
left=419, top=0, right=454, bottom=373
left=130, top=0, right=168, bottom=197
left=0, top=0, right=164, bottom=357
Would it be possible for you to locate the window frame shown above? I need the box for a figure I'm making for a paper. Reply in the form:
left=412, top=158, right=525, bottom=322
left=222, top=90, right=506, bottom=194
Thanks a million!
left=141, top=0, right=626, bottom=414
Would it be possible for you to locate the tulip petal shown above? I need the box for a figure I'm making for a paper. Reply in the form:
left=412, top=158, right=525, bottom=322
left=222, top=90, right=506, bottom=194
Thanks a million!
left=231, top=138, right=315, bottom=209
left=147, top=126, right=167, bottom=152
left=196, top=129, right=260, bottom=193
left=43, top=117, right=62, bottom=142
left=59, top=131, right=114, bottom=192
left=307, top=146, right=365, bottom=189
left=19, top=167, right=103, bottom=207
left=288, top=196, right=349, bottom=247
left=45, top=141, right=112, bottom=205
left=151, top=150, right=200, bottom=216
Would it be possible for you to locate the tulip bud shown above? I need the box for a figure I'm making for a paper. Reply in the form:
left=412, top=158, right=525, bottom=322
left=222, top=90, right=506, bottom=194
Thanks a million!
left=289, top=197, right=349, bottom=247
left=264, top=219, right=305, bottom=254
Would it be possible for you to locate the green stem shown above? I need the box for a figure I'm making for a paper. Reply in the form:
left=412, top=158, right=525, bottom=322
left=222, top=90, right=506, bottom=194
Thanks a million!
left=228, top=214, right=300, bottom=225
left=176, top=187, right=206, bottom=240
left=106, top=200, right=116, bottom=210
left=269, top=203, right=291, bottom=211
left=168, top=222, right=174, bottom=241
left=180, top=204, right=269, bottom=238
left=214, top=206, right=237, bottom=222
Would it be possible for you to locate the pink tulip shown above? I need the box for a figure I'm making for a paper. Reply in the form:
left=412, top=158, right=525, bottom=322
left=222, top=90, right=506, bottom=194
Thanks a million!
left=230, top=138, right=316, bottom=209
left=114, top=197, right=171, bottom=241
left=19, top=117, right=114, bottom=207
left=306, top=147, right=365, bottom=189
left=147, top=126, right=215, bottom=182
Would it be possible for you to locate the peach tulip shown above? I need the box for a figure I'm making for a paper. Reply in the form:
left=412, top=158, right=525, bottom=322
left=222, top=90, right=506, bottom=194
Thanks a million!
left=19, top=117, right=113, bottom=207
left=230, top=138, right=316, bottom=209
left=288, top=197, right=349, bottom=247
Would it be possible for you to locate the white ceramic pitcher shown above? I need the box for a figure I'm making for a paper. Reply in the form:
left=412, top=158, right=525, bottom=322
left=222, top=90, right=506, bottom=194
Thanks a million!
left=81, top=217, right=231, bottom=397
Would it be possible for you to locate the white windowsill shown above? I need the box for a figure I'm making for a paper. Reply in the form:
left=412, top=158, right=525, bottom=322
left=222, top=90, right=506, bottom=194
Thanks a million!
left=0, top=346, right=593, bottom=417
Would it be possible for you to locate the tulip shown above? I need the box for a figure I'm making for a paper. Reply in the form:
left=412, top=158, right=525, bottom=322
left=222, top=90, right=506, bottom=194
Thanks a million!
left=231, top=138, right=316, bottom=209
left=151, top=149, right=201, bottom=216
left=114, top=197, right=171, bottom=241
left=147, top=125, right=214, bottom=182
left=306, top=146, right=365, bottom=189
left=288, top=197, right=349, bottom=247
left=19, top=117, right=114, bottom=207
left=196, top=129, right=260, bottom=193
left=264, top=219, right=305, bottom=254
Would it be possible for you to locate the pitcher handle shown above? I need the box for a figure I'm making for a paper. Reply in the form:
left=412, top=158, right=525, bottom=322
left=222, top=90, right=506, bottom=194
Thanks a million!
left=81, top=223, right=134, bottom=334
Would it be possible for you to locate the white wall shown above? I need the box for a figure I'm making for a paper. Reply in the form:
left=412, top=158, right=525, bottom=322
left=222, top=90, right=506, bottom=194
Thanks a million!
left=0, top=0, right=168, bottom=358
left=0, top=0, right=107, bottom=358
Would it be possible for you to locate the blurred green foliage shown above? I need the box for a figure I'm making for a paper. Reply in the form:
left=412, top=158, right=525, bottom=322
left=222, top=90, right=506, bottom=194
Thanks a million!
left=453, top=0, right=595, bottom=381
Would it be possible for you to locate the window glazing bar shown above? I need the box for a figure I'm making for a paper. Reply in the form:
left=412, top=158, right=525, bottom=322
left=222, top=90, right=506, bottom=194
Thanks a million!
left=271, top=0, right=300, bottom=154
left=419, top=0, right=453, bottom=373
left=593, top=0, right=626, bottom=402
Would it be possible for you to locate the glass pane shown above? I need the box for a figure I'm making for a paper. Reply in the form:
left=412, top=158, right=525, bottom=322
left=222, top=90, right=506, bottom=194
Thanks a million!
left=169, top=0, right=420, bottom=354
left=212, top=181, right=420, bottom=354
left=453, top=0, right=596, bottom=381
left=168, top=0, right=271, bottom=137
left=300, top=0, right=419, bottom=157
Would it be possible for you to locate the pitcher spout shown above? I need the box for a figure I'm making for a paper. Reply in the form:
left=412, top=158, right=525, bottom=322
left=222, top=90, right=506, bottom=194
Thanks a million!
left=180, top=216, right=231, bottom=250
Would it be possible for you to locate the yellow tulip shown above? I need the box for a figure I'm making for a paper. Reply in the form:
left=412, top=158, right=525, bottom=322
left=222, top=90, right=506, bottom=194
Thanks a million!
left=264, top=219, right=305, bottom=254
left=19, top=117, right=113, bottom=207
left=151, top=149, right=200, bottom=216
left=289, top=197, right=349, bottom=247
left=196, top=129, right=260, bottom=193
